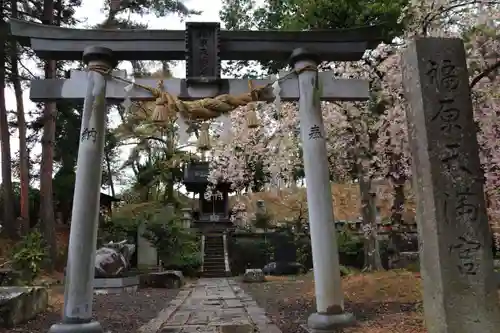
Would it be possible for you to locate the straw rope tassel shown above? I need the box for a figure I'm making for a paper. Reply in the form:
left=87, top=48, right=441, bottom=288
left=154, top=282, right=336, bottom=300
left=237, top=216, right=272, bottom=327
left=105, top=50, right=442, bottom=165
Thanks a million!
left=152, top=79, right=171, bottom=122
left=246, top=80, right=260, bottom=129
left=198, top=123, right=211, bottom=151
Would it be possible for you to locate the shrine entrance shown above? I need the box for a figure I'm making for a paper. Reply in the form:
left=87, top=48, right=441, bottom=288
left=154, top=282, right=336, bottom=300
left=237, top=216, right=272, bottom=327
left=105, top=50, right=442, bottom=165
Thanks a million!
left=183, top=161, right=233, bottom=277
left=183, top=161, right=233, bottom=231
left=10, top=18, right=384, bottom=333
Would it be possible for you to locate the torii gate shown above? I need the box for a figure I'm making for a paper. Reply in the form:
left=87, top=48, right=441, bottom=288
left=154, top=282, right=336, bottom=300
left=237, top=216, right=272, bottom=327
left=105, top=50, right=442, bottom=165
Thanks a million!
left=10, top=19, right=384, bottom=333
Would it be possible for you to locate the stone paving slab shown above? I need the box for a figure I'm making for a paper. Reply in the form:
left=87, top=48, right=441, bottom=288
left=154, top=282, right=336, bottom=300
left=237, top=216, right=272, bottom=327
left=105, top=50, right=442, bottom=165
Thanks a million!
left=140, top=278, right=282, bottom=333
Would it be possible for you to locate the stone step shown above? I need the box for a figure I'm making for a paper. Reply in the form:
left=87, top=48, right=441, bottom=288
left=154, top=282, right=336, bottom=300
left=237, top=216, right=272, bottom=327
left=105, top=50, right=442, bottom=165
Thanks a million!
left=203, top=264, right=226, bottom=269
left=204, top=249, right=224, bottom=254
left=203, top=263, right=226, bottom=268
left=203, top=263, right=226, bottom=271
left=205, top=238, right=224, bottom=242
left=204, top=255, right=224, bottom=260
left=202, top=271, right=227, bottom=278
left=205, top=242, right=224, bottom=245
left=203, top=263, right=225, bottom=269
left=204, top=248, right=223, bottom=252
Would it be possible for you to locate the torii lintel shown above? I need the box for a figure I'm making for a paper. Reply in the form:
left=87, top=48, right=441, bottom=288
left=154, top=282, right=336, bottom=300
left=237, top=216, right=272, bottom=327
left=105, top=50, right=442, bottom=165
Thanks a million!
left=9, top=19, right=387, bottom=62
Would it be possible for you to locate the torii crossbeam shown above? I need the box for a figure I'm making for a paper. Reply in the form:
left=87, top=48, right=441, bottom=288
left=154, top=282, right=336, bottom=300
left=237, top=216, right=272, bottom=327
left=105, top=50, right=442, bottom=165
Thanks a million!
left=10, top=19, right=382, bottom=62
left=10, top=19, right=385, bottom=333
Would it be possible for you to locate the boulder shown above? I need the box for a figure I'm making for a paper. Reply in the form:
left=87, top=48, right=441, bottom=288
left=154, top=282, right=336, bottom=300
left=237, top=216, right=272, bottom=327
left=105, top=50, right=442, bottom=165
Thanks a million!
left=140, top=270, right=184, bottom=289
left=262, top=261, right=305, bottom=275
left=94, top=240, right=136, bottom=278
left=0, top=286, right=48, bottom=328
left=243, top=269, right=265, bottom=283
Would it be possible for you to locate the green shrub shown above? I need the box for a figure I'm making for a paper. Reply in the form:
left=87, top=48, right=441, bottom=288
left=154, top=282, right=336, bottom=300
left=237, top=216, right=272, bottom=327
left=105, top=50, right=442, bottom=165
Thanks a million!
left=337, top=228, right=363, bottom=256
left=99, top=204, right=202, bottom=276
left=229, top=237, right=274, bottom=274
left=98, top=214, right=139, bottom=246
left=163, top=252, right=202, bottom=277
left=10, top=230, right=47, bottom=283
left=142, top=208, right=201, bottom=276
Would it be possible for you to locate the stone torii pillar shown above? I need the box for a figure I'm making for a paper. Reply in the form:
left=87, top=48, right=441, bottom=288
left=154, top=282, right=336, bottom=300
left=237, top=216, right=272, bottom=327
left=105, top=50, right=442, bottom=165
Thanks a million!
left=10, top=19, right=384, bottom=333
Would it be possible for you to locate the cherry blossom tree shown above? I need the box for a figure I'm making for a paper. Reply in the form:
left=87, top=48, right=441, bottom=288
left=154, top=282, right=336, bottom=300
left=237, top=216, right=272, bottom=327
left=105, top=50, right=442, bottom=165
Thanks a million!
left=202, top=0, right=500, bottom=258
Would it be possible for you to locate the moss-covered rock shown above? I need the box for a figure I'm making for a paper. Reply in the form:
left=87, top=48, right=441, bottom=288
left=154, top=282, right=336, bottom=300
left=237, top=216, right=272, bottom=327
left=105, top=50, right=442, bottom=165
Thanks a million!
left=0, top=286, right=48, bottom=328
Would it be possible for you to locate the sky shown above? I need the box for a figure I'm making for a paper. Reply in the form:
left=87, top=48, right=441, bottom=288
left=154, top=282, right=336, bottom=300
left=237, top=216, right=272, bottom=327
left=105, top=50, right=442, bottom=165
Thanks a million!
left=1, top=0, right=230, bottom=192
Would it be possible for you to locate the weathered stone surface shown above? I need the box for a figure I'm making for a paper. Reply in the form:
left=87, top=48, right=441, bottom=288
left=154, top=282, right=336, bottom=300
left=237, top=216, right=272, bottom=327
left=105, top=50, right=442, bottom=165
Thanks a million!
left=218, top=324, right=254, bottom=333
left=262, top=261, right=305, bottom=275
left=94, top=240, right=136, bottom=278
left=141, top=270, right=184, bottom=289
left=93, top=275, right=139, bottom=295
left=402, top=37, right=500, bottom=333
left=495, top=272, right=500, bottom=288
left=388, top=251, right=420, bottom=270
left=243, top=269, right=265, bottom=283
left=0, top=286, right=48, bottom=327
left=149, top=278, right=281, bottom=333
left=137, top=223, right=158, bottom=270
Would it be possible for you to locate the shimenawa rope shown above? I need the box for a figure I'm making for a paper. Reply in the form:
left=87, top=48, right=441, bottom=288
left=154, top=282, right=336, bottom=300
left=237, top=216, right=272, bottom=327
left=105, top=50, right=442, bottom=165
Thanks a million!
left=87, top=64, right=318, bottom=122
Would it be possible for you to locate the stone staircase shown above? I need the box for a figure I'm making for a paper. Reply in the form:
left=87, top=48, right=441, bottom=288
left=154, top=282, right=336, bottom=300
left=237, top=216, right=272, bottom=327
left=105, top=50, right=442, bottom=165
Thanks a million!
left=202, top=234, right=227, bottom=277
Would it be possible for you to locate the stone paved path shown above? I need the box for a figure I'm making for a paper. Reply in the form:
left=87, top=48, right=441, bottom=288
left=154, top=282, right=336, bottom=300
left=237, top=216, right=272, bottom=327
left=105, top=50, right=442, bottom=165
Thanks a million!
left=138, top=278, right=282, bottom=333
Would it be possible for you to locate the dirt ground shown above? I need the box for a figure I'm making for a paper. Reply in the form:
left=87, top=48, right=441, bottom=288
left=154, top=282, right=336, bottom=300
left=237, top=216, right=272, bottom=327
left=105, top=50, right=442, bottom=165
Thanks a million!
left=1, top=286, right=180, bottom=333
left=241, top=270, right=426, bottom=333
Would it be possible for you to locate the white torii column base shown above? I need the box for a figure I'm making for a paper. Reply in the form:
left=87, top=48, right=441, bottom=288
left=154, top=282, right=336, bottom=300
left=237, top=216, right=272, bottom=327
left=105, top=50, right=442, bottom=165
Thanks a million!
left=291, top=48, right=356, bottom=332
left=48, top=322, right=103, bottom=333
left=306, top=313, right=355, bottom=332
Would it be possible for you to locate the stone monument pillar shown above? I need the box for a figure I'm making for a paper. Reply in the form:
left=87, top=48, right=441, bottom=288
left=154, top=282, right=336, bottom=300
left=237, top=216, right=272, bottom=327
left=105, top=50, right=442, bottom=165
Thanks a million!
left=137, top=223, right=158, bottom=270
left=402, top=37, right=500, bottom=333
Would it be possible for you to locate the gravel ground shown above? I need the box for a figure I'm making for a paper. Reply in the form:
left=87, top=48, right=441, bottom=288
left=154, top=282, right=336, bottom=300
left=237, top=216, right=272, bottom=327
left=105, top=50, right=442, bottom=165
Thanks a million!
left=239, top=271, right=426, bottom=333
left=2, top=287, right=180, bottom=333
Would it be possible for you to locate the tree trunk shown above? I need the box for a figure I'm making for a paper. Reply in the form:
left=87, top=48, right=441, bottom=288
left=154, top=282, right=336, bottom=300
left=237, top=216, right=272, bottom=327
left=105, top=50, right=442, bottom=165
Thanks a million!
left=388, top=179, right=405, bottom=255
left=391, top=180, right=405, bottom=226
left=387, top=154, right=407, bottom=268
left=359, top=171, right=384, bottom=271
left=11, top=0, right=30, bottom=235
left=104, top=151, right=115, bottom=197
left=40, top=0, right=58, bottom=271
left=0, top=5, right=16, bottom=238
left=165, top=129, right=175, bottom=205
